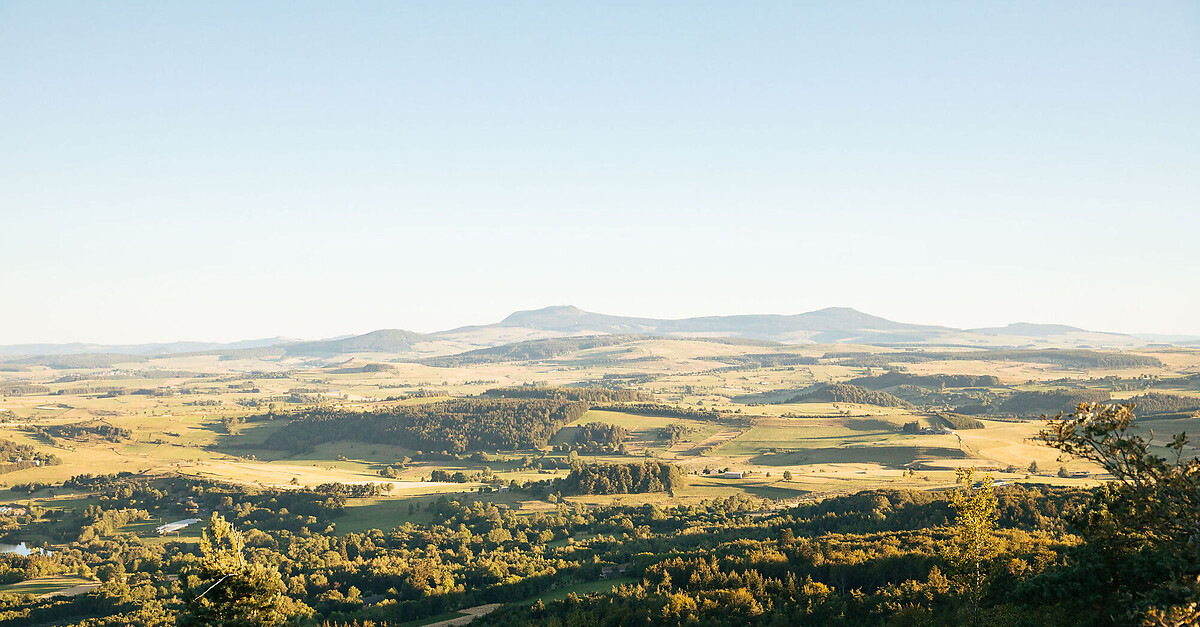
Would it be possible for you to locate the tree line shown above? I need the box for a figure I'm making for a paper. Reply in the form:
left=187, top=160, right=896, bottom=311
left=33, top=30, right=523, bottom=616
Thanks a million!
left=30, top=422, right=132, bottom=443
left=482, top=386, right=647, bottom=403
left=790, top=383, right=913, bottom=408
left=0, top=438, right=61, bottom=473
left=558, top=422, right=628, bottom=454
left=265, top=399, right=588, bottom=453
left=559, top=461, right=685, bottom=495
left=849, top=371, right=1001, bottom=389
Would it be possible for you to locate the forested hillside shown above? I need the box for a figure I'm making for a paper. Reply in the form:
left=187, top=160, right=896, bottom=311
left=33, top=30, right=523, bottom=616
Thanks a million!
left=482, top=386, right=647, bottom=403
left=790, top=383, right=913, bottom=408
left=422, top=335, right=651, bottom=367
left=265, top=398, right=587, bottom=453
left=1126, top=392, right=1200, bottom=417
left=849, top=371, right=1001, bottom=389
left=0, top=438, right=61, bottom=473
left=9, top=404, right=1196, bottom=627
left=996, top=389, right=1112, bottom=416
left=560, top=461, right=685, bottom=495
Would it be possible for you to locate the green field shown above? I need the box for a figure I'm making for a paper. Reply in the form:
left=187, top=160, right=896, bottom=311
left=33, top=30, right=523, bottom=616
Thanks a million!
left=1, top=339, right=1197, bottom=539
left=529, top=577, right=637, bottom=603
left=0, top=575, right=99, bottom=597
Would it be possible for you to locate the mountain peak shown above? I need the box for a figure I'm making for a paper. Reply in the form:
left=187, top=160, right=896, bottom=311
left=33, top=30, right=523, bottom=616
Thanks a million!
left=972, top=322, right=1087, bottom=337
left=541, top=305, right=586, bottom=315
left=500, top=305, right=587, bottom=325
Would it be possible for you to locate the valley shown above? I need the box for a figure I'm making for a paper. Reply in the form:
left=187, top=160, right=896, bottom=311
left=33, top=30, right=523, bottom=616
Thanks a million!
left=2, top=311, right=1198, bottom=625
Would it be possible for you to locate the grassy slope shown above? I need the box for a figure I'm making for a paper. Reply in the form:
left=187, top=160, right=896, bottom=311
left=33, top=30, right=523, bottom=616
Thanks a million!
left=2, top=345, right=1196, bottom=534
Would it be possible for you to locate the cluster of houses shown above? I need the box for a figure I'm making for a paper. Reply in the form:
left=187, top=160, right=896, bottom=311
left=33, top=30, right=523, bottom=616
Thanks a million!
left=0, top=505, right=28, bottom=516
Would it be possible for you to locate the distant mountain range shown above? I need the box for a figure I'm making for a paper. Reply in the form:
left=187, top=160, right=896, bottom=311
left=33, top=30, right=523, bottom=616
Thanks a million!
left=969, top=322, right=1088, bottom=337
left=258, top=330, right=429, bottom=357
left=465, top=305, right=953, bottom=344
left=0, top=305, right=1173, bottom=361
left=431, top=306, right=1150, bottom=348
left=0, top=337, right=294, bottom=358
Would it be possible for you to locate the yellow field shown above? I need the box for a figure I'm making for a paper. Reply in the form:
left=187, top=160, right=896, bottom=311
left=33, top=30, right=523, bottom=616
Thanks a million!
left=0, top=575, right=99, bottom=598
left=2, top=339, right=1195, bottom=530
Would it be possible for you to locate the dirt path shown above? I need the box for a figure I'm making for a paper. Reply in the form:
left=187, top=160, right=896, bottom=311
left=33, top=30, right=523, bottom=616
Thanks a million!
left=678, top=428, right=744, bottom=457
left=40, top=582, right=101, bottom=599
left=423, top=603, right=503, bottom=627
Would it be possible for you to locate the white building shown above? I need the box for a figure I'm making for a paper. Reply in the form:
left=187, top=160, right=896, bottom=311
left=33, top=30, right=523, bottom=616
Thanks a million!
left=156, top=518, right=202, bottom=535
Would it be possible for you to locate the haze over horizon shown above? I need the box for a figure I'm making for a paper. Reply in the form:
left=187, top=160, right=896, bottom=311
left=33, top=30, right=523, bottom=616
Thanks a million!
left=3, top=2, right=1198, bottom=344
left=0, top=304, right=1192, bottom=348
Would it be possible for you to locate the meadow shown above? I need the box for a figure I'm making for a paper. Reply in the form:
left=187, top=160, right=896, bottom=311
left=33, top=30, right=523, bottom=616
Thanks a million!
left=1, top=340, right=1197, bottom=530
left=1, top=338, right=1198, bottom=625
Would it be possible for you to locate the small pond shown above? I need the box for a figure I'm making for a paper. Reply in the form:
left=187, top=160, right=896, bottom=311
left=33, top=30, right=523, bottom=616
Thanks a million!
left=0, top=542, right=50, bottom=556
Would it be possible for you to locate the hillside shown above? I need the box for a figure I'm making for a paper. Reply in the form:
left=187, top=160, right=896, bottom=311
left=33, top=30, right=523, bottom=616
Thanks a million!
left=971, top=322, right=1086, bottom=337
left=191, top=329, right=432, bottom=360
left=435, top=305, right=1151, bottom=348
left=470, top=305, right=956, bottom=344
left=3, top=306, right=1163, bottom=363
left=0, top=337, right=292, bottom=357
left=421, top=335, right=653, bottom=367
left=279, top=329, right=429, bottom=356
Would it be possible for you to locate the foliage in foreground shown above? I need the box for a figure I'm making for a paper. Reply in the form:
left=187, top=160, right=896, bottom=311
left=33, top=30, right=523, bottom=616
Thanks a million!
left=1034, top=403, right=1200, bottom=625
left=0, top=403, right=1195, bottom=626
left=177, top=513, right=311, bottom=626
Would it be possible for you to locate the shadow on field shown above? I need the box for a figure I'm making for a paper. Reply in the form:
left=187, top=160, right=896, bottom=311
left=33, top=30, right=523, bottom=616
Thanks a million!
left=750, top=445, right=965, bottom=468
left=549, top=426, right=579, bottom=445
left=843, top=418, right=899, bottom=432
left=731, top=389, right=806, bottom=404
left=737, top=483, right=813, bottom=500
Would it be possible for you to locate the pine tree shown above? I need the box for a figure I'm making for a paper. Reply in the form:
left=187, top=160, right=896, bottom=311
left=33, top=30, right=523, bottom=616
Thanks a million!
left=178, top=512, right=310, bottom=626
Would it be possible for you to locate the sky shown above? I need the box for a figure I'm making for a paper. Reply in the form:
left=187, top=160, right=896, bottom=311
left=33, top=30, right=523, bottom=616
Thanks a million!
left=2, top=1, right=1198, bottom=344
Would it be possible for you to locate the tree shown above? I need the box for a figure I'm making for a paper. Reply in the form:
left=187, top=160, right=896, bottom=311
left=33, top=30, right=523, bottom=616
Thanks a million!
left=1038, top=403, right=1200, bottom=624
left=782, top=470, right=793, bottom=481
left=178, top=513, right=309, bottom=626
left=1027, top=460, right=1038, bottom=474
left=943, top=467, right=999, bottom=627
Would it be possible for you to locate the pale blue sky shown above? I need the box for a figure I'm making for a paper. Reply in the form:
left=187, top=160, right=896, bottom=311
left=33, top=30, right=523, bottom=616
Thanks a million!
left=2, top=2, right=1198, bottom=344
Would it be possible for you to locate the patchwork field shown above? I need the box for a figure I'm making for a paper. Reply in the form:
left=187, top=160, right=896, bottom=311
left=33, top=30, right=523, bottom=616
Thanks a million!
left=2, top=339, right=1198, bottom=540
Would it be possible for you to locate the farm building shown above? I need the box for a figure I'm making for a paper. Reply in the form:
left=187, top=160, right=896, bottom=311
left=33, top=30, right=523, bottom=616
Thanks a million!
left=600, top=564, right=630, bottom=579
left=156, top=518, right=202, bottom=535
left=722, top=471, right=744, bottom=479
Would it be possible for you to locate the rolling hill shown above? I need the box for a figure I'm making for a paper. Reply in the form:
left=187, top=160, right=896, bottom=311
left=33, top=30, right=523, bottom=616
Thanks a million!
left=2, top=306, right=1161, bottom=362
left=0, top=337, right=292, bottom=357
left=438, top=305, right=960, bottom=344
